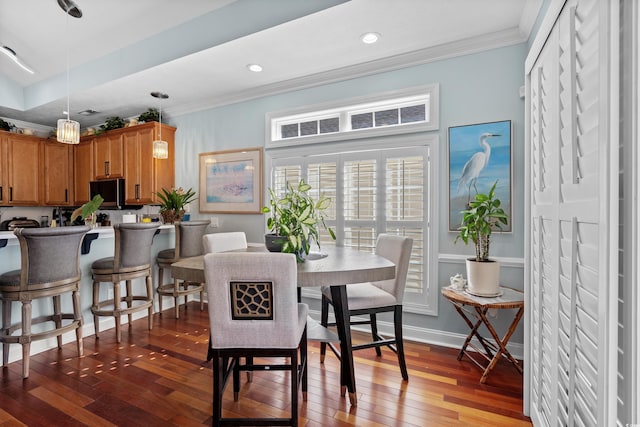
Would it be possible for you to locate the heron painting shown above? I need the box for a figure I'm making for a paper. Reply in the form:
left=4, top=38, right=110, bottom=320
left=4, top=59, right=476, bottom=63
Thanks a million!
left=448, top=120, right=511, bottom=231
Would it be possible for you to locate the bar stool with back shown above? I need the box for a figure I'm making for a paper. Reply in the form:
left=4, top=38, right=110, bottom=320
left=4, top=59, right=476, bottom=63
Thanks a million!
left=156, top=220, right=210, bottom=318
left=0, top=226, right=90, bottom=378
left=91, top=223, right=160, bottom=342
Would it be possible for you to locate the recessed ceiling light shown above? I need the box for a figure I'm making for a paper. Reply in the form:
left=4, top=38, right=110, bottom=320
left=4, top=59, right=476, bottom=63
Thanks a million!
left=361, top=32, right=380, bottom=44
left=247, top=64, right=263, bottom=73
left=0, top=45, right=35, bottom=74
left=78, top=109, right=99, bottom=116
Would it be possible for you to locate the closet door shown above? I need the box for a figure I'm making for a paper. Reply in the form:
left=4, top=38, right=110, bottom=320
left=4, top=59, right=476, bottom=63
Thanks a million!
left=526, top=0, right=619, bottom=426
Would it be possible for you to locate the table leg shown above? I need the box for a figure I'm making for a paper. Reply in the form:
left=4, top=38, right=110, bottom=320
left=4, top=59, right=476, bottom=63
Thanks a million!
left=477, top=306, right=525, bottom=383
left=453, top=305, right=495, bottom=359
left=330, top=284, right=357, bottom=406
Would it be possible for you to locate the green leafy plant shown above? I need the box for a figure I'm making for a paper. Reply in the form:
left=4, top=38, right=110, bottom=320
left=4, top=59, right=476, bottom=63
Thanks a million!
left=262, top=179, right=335, bottom=261
left=0, top=118, right=14, bottom=132
left=455, top=181, right=508, bottom=262
left=100, top=116, right=125, bottom=131
left=138, top=108, right=159, bottom=122
left=156, top=187, right=196, bottom=212
left=71, top=194, right=104, bottom=222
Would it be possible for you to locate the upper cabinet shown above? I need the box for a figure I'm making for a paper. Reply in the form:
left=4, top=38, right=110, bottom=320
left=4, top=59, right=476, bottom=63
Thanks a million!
left=42, top=141, right=73, bottom=206
left=73, top=139, right=94, bottom=205
left=94, top=132, right=124, bottom=179
left=123, top=123, right=175, bottom=205
left=0, top=132, right=41, bottom=206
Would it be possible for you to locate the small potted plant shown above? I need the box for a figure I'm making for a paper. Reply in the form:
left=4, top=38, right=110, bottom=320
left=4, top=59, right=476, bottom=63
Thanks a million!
left=455, top=181, right=508, bottom=296
left=156, top=187, right=196, bottom=224
left=262, top=179, right=335, bottom=262
left=100, top=116, right=125, bottom=131
left=71, top=194, right=104, bottom=227
left=138, top=108, right=159, bottom=123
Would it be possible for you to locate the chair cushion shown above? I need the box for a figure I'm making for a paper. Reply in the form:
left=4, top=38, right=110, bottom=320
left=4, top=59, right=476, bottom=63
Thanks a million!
left=0, top=269, right=21, bottom=288
left=157, top=248, right=176, bottom=261
left=91, top=257, right=115, bottom=271
left=322, top=282, right=398, bottom=311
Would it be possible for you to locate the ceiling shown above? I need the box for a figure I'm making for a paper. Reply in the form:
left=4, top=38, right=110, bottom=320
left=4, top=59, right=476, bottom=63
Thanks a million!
left=0, top=0, right=541, bottom=131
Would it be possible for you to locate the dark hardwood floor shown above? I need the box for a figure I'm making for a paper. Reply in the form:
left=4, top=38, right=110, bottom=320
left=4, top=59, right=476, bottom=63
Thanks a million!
left=0, top=302, right=532, bottom=426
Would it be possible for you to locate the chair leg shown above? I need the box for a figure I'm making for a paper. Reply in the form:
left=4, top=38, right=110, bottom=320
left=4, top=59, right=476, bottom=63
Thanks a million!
left=2, top=300, right=11, bottom=366
left=233, top=356, right=241, bottom=401
left=125, top=280, right=133, bottom=327
left=291, top=350, right=299, bottom=427
left=320, top=294, right=329, bottom=363
left=370, top=313, right=382, bottom=357
left=146, top=275, right=153, bottom=331
left=394, top=306, right=408, bottom=381
left=21, top=300, right=32, bottom=378
left=72, top=288, right=84, bottom=357
left=53, top=295, right=63, bottom=349
left=212, top=353, right=225, bottom=424
left=173, top=279, right=180, bottom=319
left=301, top=327, right=308, bottom=402
left=92, top=280, right=101, bottom=338
left=199, top=288, right=204, bottom=311
left=157, top=266, right=164, bottom=314
left=114, top=281, right=122, bottom=343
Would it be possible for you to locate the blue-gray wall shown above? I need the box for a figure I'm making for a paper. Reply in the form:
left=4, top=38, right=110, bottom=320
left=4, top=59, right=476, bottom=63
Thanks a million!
left=170, top=42, right=528, bottom=348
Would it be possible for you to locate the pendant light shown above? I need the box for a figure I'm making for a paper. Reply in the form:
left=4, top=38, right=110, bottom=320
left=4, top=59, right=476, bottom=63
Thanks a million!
left=56, top=1, right=81, bottom=144
left=151, top=91, right=169, bottom=159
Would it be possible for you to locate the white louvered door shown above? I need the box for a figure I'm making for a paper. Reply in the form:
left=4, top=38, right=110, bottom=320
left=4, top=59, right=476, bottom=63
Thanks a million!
left=525, top=1, right=619, bottom=426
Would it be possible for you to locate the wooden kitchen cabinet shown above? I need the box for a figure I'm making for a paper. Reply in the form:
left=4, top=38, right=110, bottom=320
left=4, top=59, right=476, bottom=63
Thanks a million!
left=123, top=122, right=175, bottom=205
left=94, top=132, right=124, bottom=179
left=0, top=132, right=41, bottom=206
left=41, top=141, right=73, bottom=206
left=73, top=139, right=94, bottom=205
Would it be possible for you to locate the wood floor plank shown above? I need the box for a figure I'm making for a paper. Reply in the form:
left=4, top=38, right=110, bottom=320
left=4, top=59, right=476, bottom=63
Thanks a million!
left=0, top=301, right=531, bottom=426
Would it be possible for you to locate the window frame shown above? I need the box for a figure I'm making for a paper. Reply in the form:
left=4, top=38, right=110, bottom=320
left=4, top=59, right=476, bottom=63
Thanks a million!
left=265, top=132, right=440, bottom=315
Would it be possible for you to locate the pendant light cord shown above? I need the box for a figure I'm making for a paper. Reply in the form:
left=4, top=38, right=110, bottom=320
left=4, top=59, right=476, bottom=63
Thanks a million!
left=65, top=10, right=70, bottom=121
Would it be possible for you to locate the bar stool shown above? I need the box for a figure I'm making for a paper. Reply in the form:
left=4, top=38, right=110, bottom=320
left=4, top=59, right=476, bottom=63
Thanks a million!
left=91, top=223, right=160, bottom=342
left=0, top=226, right=90, bottom=378
left=156, top=220, right=210, bottom=318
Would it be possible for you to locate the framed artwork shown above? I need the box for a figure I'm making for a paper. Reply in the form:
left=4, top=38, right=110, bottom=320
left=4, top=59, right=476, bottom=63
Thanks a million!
left=448, top=120, right=512, bottom=232
left=199, top=147, right=263, bottom=214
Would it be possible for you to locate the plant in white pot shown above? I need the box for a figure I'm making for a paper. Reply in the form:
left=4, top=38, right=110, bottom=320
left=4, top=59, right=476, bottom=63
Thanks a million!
left=262, top=179, right=335, bottom=262
left=455, top=181, right=508, bottom=296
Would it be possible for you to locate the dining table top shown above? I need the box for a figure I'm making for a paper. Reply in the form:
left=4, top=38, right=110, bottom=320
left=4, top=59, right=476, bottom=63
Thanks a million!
left=170, top=245, right=396, bottom=287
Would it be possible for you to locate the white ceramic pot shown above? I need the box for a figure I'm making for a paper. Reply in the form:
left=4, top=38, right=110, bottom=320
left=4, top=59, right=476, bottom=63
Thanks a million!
left=465, top=259, right=500, bottom=296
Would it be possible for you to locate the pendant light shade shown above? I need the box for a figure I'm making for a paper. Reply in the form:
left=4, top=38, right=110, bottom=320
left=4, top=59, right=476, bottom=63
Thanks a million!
left=151, top=91, right=169, bottom=159
left=57, top=118, right=80, bottom=144
left=56, top=1, right=81, bottom=145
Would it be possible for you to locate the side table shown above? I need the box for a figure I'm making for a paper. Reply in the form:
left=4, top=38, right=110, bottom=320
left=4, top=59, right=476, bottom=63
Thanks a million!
left=441, top=285, right=524, bottom=383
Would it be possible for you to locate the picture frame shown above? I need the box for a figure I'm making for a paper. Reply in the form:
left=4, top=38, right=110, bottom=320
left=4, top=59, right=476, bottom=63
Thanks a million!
left=448, top=120, right=512, bottom=232
left=199, top=147, right=263, bottom=214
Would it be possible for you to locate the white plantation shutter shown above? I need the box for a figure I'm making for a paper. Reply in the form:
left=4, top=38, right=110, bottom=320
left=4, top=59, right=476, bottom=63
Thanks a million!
left=268, top=142, right=434, bottom=310
left=525, top=1, right=619, bottom=426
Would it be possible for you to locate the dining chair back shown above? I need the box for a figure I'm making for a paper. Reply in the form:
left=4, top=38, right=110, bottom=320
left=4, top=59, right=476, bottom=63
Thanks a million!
left=156, top=220, right=209, bottom=318
left=0, top=225, right=90, bottom=378
left=320, top=233, right=413, bottom=380
left=204, top=252, right=307, bottom=426
left=91, top=223, right=160, bottom=342
left=202, top=231, right=247, bottom=253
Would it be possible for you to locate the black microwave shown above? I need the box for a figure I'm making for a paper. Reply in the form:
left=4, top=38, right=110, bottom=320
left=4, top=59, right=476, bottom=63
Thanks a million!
left=89, top=178, right=125, bottom=209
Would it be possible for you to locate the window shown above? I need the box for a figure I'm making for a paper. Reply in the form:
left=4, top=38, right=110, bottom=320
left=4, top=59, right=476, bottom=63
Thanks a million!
left=267, top=135, right=438, bottom=314
left=267, top=84, right=439, bottom=148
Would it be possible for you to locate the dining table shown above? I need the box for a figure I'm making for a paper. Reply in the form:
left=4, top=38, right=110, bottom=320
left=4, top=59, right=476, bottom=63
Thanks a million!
left=170, top=245, right=396, bottom=406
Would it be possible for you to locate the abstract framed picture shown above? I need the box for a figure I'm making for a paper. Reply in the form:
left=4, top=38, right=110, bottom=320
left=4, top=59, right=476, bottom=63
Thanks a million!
left=448, top=120, right=512, bottom=232
left=199, top=147, right=263, bottom=214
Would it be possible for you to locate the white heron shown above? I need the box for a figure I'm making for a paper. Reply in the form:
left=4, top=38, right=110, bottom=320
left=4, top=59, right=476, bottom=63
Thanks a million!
left=457, top=132, right=500, bottom=204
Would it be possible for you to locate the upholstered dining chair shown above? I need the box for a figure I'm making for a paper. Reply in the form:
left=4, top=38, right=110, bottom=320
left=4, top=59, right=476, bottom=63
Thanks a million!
left=204, top=252, right=307, bottom=427
left=156, top=220, right=210, bottom=318
left=320, top=234, right=413, bottom=380
left=91, top=223, right=160, bottom=342
left=202, top=231, right=247, bottom=254
left=0, top=226, right=90, bottom=378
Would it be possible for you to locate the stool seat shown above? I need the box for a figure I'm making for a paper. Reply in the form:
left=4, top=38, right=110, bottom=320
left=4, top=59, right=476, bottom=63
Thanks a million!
left=1, top=226, right=90, bottom=378
left=157, top=248, right=175, bottom=261
left=91, top=223, right=160, bottom=343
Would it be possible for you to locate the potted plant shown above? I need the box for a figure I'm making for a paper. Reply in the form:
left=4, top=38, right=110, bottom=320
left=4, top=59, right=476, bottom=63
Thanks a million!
left=262, top=179, right=335, bottom=262
left=138, top=108, right=159, bottom=123
left=100, top=116, right=125, bottom=131
left=156, top=187, right=196, bottom=224
left=71, top=194, right=104, bottom=227
left=455, top=181, right=508, bottom=296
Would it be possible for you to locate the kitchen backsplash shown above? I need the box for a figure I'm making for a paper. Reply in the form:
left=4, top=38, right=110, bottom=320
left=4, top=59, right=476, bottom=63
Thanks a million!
left=0, top=205, right=162, bottom=227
